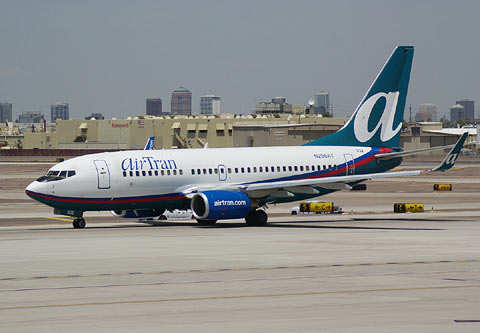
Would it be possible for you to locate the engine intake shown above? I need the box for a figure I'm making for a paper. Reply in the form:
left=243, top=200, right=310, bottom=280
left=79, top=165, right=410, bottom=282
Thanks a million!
left=111, top=209, right=164, bottom=219
left=191, top=190, right=251, bottom=220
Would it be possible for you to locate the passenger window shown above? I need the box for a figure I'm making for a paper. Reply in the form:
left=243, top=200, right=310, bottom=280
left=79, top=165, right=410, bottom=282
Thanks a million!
left=136, top=171, right=140, bottom=177
left=173, top=170, right=177, bottom=175
left=161, top=170, right=165, bottom=176
left=215, top=168, right=218, bottom=174
left=148, top=170, right=152, bottom=176
left=235, top=167, right=239, bottom=173
left=209, top=169, right=212, bottom=175
left=123, top=171, right=127, bottom=177
left=259, top=167, right=263, bottom=172
left=317, top=165, right=321, bottom=171
left=142, top=171, right=146, bottom=176
left=283, top=166, right=286, bottom=172
left=179, top=170, right=183, bottom=175
left=306, top=166, right=310, bottom=171
left=154, top=170, right=158, bottom=176
left=241, top=167, right=245, bottom=173
left=323, top=165, right=327, bottom=170
left=203, top=169, right=207, bottom=174
left=247, top=167, right=251, bottom=173
left=253, top=167, right=257, bottom=173
left=300, top=166, right=304, bottom=171
left=288, top=166, right=292, bottom=172
left=227, top=168, right=231, bottom=173
left=294, top=166, right=298, bottom=172
left=191, top=169, right=195, bottom=175
left=167, top=170, right=171, bottom=175
left=197, top=169, right=201, bottom=175
left=129, top=171, right=133, bottom=177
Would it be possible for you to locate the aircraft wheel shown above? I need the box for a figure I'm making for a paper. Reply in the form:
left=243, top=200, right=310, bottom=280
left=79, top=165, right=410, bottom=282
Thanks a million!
left=73, top=218, right=86, bottom=229
left=245, top=210, right=268, bottom=226
left=196, top=219, right=217, bottom=226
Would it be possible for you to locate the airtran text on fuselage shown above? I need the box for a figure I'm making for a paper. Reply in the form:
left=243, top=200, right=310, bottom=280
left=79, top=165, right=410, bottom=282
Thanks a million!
left=121, top=156, right=177, bottom=171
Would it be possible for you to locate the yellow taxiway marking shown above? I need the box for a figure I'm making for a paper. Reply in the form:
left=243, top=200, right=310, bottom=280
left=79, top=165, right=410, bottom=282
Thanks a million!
left=1, top=259, right=478, bottom=282
left=45, top=217, right=72, bottom=222
left=2, top=284, right=480, bottom=311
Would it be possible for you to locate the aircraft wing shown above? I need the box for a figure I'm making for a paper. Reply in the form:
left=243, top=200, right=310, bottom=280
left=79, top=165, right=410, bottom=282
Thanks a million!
left=243, top=132, right=467, bottom=194
left=180, top=132, right=467, bottom=197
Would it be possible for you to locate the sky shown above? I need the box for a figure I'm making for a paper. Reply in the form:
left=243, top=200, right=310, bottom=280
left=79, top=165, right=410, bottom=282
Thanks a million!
left=1, top=0, right=479, bottom=120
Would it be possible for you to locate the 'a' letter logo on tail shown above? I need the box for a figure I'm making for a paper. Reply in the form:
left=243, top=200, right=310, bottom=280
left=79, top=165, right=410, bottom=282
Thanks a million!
left=353, top=92, right=401, bottom=143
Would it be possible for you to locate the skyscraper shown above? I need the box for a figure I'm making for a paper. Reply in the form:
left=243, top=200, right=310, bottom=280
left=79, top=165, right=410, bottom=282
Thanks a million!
left=313, top=91, right=330, bottom=115
left=146, top=98, right=163, bottom=116
left=455, top=99, right=475, bottom=120
left=171, top=87, right=192, bottom=116
left=51, top=102, right=69, bottom=122
left=0, top=103, right=13, bottom=123
left=200, top=95, right=221, bottom=115
left=450, top=104, right=465, bottom=122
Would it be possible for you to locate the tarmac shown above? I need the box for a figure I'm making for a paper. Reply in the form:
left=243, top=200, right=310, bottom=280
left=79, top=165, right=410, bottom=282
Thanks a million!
left=1, top=162, right=480, bottom=332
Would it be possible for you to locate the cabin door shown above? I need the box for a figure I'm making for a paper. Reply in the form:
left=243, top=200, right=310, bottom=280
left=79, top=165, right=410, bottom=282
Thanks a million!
left=93, top=160, right=111, bottom=189
left=343, top=154, right=355, bottom=175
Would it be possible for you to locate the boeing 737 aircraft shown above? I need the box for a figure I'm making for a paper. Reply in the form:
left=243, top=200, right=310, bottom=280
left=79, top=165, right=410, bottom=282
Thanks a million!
left=26, top=46, right=468, bottom=228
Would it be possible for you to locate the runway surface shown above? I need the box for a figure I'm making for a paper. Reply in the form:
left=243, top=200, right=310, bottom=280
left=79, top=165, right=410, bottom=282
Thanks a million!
left=1, top=163, right=480, bottom=331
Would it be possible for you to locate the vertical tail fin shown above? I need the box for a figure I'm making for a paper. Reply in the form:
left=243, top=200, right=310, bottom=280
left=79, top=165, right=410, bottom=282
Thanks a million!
left=144, top=136, right=155, bottom=150
left=305, top=46, right=414, bottom=148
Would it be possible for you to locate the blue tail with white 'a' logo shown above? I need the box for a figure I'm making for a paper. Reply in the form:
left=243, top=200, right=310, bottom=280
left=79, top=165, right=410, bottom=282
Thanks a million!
left=305, top=46, right=414, bottom=148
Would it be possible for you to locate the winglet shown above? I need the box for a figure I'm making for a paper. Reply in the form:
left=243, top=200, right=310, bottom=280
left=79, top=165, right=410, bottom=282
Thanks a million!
left=431, top=132, right=468, bottom=172
left=144, top=136, right=155, bottom=150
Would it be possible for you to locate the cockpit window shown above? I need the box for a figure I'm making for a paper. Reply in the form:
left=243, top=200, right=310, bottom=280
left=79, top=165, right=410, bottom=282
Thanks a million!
left=36, top=170, right=77, bottom=182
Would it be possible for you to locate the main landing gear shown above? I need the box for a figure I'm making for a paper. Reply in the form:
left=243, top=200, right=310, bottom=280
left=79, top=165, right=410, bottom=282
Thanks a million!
left=245, top=210, right=268, bottom=226
left=72, top=217, right=86, bottom=229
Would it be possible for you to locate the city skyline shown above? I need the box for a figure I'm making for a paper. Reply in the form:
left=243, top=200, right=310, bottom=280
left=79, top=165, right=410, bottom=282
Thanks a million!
left=1, top=1, right=479, bottom=120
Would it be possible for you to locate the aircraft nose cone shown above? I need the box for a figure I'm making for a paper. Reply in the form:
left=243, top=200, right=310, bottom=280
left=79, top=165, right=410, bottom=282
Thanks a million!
left=25, top=181, right=42, bottom=200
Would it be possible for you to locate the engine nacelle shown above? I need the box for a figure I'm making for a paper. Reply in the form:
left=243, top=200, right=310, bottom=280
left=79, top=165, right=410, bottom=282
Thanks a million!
left=111, top=209, right=164, bottom=219
left=191, top=190, right=251, bottom=220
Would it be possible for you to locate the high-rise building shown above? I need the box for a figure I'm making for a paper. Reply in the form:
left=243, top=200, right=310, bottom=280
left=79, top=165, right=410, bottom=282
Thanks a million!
left=456, top=99, right=475, bottom=120
left=51, top=102, right=69, bottom=122
left=254, top=97, right=293, bottom=115
left=200, top=95, right=221, bottom=115
left=18, top=111, right=44, bottom=123
left=146, top=98, right=163, bottom=116
left=171, top=87, right=192, bottom=116
left=450, top=104, right=465, bottom=122
left=415, top=104, right=437, bottom=122
left=0, top=103, right=13, bottom=123
left=314, top=91, right=330, bottom=115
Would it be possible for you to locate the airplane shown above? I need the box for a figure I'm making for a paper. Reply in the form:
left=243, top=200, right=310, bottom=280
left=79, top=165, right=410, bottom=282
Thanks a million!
left=144, top=136, right=155, bottom=150
left=26, top=46, right=468, bottom=229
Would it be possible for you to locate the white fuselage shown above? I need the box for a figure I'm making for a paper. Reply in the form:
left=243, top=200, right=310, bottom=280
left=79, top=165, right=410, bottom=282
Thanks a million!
left=26, top=145, right=387, bottom=212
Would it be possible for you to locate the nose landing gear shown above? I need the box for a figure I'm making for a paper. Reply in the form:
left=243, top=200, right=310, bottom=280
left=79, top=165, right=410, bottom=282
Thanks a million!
left=72, top=218, right=86, bottom=229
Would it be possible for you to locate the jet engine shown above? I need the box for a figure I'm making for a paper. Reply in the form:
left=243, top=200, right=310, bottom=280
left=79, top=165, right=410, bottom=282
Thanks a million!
left=191, top=190, right=251, bottom=220
left=111, top=209, right=165, bottom=219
